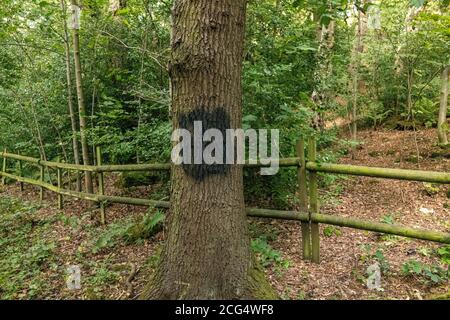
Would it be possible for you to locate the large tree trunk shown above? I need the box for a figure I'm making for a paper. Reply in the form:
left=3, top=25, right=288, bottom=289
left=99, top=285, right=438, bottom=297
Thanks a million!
left=70, top=0, right=93, bottom=194
left=438, top=64, right=450, bottom=145
left=141, top=0, right=274, bottom=300
left=61, top=0, right=82, bottom=191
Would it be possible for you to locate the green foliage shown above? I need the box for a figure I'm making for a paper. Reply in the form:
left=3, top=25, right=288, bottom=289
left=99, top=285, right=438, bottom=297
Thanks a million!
left=381, top=214, right=395, bottom=225
left=84, top=259, right=121, bottom=300
left=413, top=97, right=439, bottom=128
left=323, top=226, right=342, bottom=237
left=410, top=0, right=426, bottom=8
left=123, top=209, right=165, bottom=244
left=0, top=197, right=56, bottom=299
left=249, top=223, right=285, bottom=273
left=244, top=167, right=298, bottom=209
left=373, top=249, right=390, bottom=274
left=92, top=221, right=129, bottom=254
left=58, top=214, right=80, bottom=230
left=402, top=260, right=448, bottom=284
left=359, top=245, right=390, bottom=274
left=423, top=183, right=440, bottom=196
left=365, top=101, right=393, bottom=127
left=145, top=245, right=162, bottom=271
left=251, top=236, right=290, bottom=272
left=91, top=209, right=165, bottom=253
left=437, top=245, right=450, bottom=265
left=116, top=171, right=168, bottom=188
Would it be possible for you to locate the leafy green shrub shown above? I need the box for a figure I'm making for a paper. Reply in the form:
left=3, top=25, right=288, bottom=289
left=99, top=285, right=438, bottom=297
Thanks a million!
left=402, top=260, right=448, bottom=284
left=323, top=226, right=342, bottom=237
left=0, top=197, right=56, bottom=299
left=359, top=245, right=390, bottom=274
left=437, top=245, right=450, bottom=265
left=364, top=101, right=393, bottom=128
left=251, top=236, right=290, bottom=270
left=374, top=249, right=390, bottom=274
left=381, top=214, right=395, bottom=225
left=92, top=209, right=165, bottom=253
left=123, top=210, right=165, bottom=244
left=116, top=171, right=168, bottom=188
left=27, top=242, right=56, bottom=267
left=244, top=167, right=297, bottom=209
left=92, top=222, right=128, bottom=254
left=413, top=97, right=438, bottom=128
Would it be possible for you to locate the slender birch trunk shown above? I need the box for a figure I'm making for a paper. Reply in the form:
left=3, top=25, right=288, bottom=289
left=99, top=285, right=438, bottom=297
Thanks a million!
left=61, top=0, right=82, bottom=190
left=438, top=64, right=450, bottom=145
left=70, top=0, right=93, bottom=194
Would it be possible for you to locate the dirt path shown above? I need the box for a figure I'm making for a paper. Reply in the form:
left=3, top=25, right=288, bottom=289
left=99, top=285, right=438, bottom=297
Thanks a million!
left=0, top=128, right=448, bottom=300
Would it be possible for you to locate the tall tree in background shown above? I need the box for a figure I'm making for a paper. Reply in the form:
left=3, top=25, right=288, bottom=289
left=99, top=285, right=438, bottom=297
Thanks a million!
left=350, top=3, right=366, bottom=140
left=438, top=62, right=449, bottom=145
left=70, top=0, right=93, bottom=194
left=311, top=5, right=335, bottom=130
left=61, top=0, right=81, bottom=191
left=141, top=0, right=274, bottom=299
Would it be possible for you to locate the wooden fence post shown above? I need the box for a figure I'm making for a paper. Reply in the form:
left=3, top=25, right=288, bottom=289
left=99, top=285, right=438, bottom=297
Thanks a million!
left=57, top=158, right=63, bottom=210
left=297, top=139, right=312, bottom=260
left=96, top=146, right=106, bottom=225
left=308, top=136, right=320, bottom=263
left=39, top=161, right=45, bottom=203
left=2, top=148, right=6, bottom=185
left=18, top=152, right=24, bottom=192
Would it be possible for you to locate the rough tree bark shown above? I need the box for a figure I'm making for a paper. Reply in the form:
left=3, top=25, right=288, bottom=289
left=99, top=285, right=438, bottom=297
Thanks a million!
left=61, top=0, right=82, bottom=191
left=70, top=0, right=93, bottom=194
left=438, top=63, right=450, bottom=145
left=141, top=0, right=275, bottom=300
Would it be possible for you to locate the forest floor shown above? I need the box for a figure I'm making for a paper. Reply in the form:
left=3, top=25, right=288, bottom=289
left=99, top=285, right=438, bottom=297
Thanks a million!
left=0, top=128, right=449, bottom=300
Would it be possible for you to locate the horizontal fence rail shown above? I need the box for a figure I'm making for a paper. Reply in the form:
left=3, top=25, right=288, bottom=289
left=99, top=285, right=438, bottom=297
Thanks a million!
left=2, top=165, right=448, bottom=244
left=0, top=152, right=300, bottom=172
left=3, top=150, right=449, bottom=183
left=1, top=150, right=449, bottom=188
left=1, top=140, right=450, bottom=267
left=306, top=162, right=450, bottom=184
left=1, top=152, right=98, bottom=172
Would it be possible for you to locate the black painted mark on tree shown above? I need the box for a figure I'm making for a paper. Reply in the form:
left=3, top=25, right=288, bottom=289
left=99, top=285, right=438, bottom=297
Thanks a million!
left=178, top=107, right=231, bottom=181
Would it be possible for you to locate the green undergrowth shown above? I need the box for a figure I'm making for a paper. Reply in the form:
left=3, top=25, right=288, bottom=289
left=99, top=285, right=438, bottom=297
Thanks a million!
left=250, top=221, right=291, bottom=276
left=0, top=196, right=166, bottom=299
left=0, top=197, right=58, bottom=299
left=90, top=208, right=165, bottom=254
left=401, top=244, right=450, bottom=286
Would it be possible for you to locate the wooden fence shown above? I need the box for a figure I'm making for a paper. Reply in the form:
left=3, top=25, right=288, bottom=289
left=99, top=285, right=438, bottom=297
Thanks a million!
left=1, top=137, right=450, bottom=264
